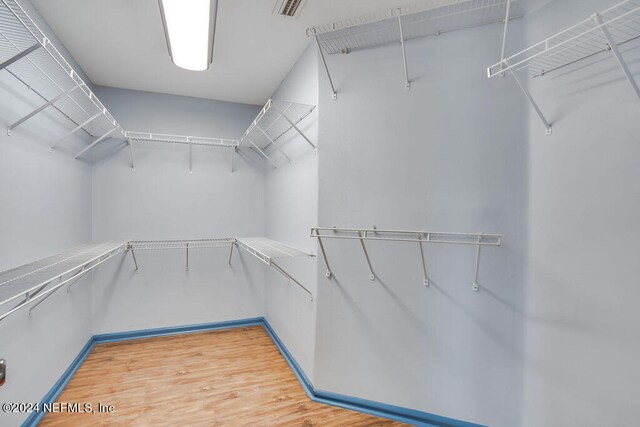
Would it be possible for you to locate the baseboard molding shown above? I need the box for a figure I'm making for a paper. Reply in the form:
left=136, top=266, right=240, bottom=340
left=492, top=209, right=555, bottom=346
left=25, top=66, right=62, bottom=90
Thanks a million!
left=22, top=317, right=484, bottom=427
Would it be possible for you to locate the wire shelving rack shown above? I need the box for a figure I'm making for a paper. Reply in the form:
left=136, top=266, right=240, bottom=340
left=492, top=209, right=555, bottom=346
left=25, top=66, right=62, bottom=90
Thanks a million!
left=0, top=242, right=125, bottom=322
left=0, top=0, right=242, bottom=171
left=0, top=0, right=125, bottom=145
left=239, top=99, right=316, bottom=169
left=488, top=0, right=640, bottom=134
left=311, top=227, right=501, bottom=291
left=308, top=0, right=523, bottom=98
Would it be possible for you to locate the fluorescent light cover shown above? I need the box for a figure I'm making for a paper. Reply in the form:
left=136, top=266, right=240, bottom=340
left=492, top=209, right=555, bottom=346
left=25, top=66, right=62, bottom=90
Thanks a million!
left=159, top=0, right=217, bottom=71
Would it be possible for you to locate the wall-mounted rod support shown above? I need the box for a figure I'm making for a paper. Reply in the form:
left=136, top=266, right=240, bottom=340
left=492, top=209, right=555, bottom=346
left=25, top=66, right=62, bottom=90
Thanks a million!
left=313, top=33, right=337, bottom=100
left=418, top=233, right=429, bottom=286
left=230, top=149, right=235, bottom=173
left=397, top=12, right=410, bottom=90
left=316, top=235, right=332, bottom=278
left=246, top=136, right=278, bottom=169
left=8, top=86, right=79, bottom=135
left=271, top=261, right=313, bottom=302
left=127, top=139, right=136, bottom=171
left=189, top=142, right=193, bottom=173
left=186, top=242, right=189, bottom=271
left=593, top=14, right=640, bottom=103
left=130, top=248, right=139, bottom=272
left=270, top=104, right=317, bottom=150
left=228, top=244, right=234, bottom=267
left=0, top=359, right=5, bottom=387
left=509, top=69, right=552, bottom=135
left=472, top=236, right=482, bottom=291
left=358, top=231, right=376, bottom=281
left=0, top=42, right=40, bottom=71
left=74, top=127, right=119, bottom=159
left=51, top=112, right=102, bottom=150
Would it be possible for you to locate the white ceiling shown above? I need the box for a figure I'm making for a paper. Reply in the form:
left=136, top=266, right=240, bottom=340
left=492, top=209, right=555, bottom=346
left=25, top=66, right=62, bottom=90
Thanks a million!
left=31, top=0, right=420, bottom=106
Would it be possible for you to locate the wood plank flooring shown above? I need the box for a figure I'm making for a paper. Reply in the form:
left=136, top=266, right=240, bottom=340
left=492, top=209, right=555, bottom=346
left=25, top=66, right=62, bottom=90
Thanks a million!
left=40, top=326, right=407, bottom=426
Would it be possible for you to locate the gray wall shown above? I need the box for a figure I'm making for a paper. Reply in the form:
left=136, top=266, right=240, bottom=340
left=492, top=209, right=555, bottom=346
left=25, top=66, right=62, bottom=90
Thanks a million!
left=314, top=21, right=529, bottom=427
left=0, top=1, right=94, bottom=425
left=90, top=87, right=265, bottom=333
left=521, top=1, right=640, bottom=426
left=264, top=45, right=320, bottom=381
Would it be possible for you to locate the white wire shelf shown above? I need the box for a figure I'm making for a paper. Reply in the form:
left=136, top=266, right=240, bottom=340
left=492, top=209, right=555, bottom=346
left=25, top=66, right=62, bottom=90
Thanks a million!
left=127, top=238, right=236, bottom=251
left=235, top=237, right=315, bottom=301
left=239, top=99, right=316, bottom=169
left=488, top=0, right=640, bottom=78
left=310, top=0, right=523, bottom=55
left=125, top=132, right=239, bottom=149
left=487, top=0, right=640, bottom=135
left=0, top=0, right=125, bottom=143
left=311, top=227, right=501, bottom=290
left=0, top=241, right=125, bottom=321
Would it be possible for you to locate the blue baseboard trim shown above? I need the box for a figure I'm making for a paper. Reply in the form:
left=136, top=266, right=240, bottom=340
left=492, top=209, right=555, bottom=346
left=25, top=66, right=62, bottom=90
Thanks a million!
left=23, top=317, right=484, bottom=427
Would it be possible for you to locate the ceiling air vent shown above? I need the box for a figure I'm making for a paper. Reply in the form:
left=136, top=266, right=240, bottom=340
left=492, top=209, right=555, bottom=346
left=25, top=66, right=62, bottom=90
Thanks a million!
left=273, top=0, right=307, bottom=18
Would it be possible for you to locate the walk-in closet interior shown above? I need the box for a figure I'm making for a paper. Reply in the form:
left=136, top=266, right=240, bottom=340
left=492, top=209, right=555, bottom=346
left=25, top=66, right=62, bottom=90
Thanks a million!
left=1, top=0, right=639, bottom=426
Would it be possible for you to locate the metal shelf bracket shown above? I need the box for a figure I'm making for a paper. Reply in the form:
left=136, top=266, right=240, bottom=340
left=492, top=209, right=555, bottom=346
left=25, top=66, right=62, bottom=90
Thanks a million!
left=397, top=10, right=410, bottom=90
left=0, top=41, right=40, bottom=71
left=8, top=86, right=79, bottom=135
left=313, top=31, right=337, bottom=100
left=593, top=13, right=640, bottom=105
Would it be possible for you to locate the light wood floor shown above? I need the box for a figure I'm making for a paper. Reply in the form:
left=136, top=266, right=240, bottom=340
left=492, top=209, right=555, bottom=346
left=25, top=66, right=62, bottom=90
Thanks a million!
left=40, top=326, right=407, bottom=426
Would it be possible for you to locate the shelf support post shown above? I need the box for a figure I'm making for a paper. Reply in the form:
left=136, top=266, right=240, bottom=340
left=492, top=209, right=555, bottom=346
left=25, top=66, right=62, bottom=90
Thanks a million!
left=228, top=243, right=234, bottom=267
left=130, top=247, right=139, bottom=272
left=358, top=231, right=376, bottom=281
left=313, top=31, right=337, bottom=100
left=509, top=69, right=552, bottom=135
left=127, top=139, right=136, bottom=171
left=8, top=86, right=79, bottom=135
left=315, top=233, right=333, bottom=278
left=593, top=14, right=640, bottom=104
left=472, top=235, right=482, bottom=292
left=50, top=112, right=102, bottom=150
left=270, top=104, right=316, bottom=150
left=0, top=42, right=41, bottom=71
left=418, top=233, right=429, bottom=286
left=74, top=127, right=119, bottom=159
left=397, top=11, right=410, bottom=90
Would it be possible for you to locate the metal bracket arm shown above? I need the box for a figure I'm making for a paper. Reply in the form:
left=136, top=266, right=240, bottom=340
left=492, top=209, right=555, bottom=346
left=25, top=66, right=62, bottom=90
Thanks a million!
left=472, top=236, right=482, bottom=291
left=418, top=233, right=429, bottom=286
left=593, top=14, right=640, bottom=104
left=0, top=42, right=41, bottom=71
left=257, top=125, right=291, bottom=162
left=246, top=136, right=279, bottom=169
left=74, top=127, right=119, bottom=159
left=314, top=233, right=333, bottom=278
left=51, top=112, right=102, bottom=150
left=358, top=231, right=376, bottom=281
left=509, top=68, right=552, bottom=135
left=397, top=11, right=410, bottom=90
left=270, top=261, right=314, bottom=302
left=313, top=32, right=337, bottom=100
left=128, top=139, right=136, bottom=171
left=270, top=104, right=316, bottom=150
left=8, top=86, right=79, bottom=135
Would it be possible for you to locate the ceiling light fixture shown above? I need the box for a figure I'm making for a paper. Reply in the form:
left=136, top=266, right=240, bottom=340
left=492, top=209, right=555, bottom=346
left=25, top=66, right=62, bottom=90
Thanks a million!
left=158, top=0, right=218, bottom=71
